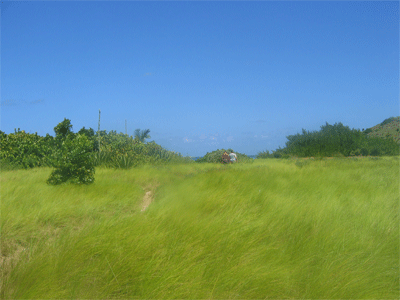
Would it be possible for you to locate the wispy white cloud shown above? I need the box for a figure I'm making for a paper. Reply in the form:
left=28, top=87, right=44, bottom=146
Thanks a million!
left=1, top=99, right=45, bottom=106
left=30, top=99, right=45, bottom=105
left=1, top=99, right=19, bottom=106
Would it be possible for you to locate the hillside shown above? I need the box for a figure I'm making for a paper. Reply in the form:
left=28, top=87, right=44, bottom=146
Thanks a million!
left=365, top=116, right=400, bottom=143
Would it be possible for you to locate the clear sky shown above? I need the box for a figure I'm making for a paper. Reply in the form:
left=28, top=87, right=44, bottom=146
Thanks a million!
left=1, top=1, right=398, bottom=157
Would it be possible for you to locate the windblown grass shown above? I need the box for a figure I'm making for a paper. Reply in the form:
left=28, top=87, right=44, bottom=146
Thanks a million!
left=1, top=157, right=398, bottom=298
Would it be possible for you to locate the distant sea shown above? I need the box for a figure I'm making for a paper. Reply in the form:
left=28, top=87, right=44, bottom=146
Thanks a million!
left=190, top=155, right=257, bottom=161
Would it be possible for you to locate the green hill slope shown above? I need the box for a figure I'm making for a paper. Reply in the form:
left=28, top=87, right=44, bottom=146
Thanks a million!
left=365, top=116, right=400, bottom=143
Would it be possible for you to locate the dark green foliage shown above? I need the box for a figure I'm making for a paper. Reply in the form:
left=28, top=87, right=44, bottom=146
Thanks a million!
left=285, top=122, right=364, bottom=157
left=1, top=121, right=191, bottom=171
left=258, top=148, right=289, bottom=159
left=47, top=134, right=95, bottom=185
left=0, top=130, right=54, bottom=168
left=134, top=129, right=151, bottom=143
left=272, top=147, right=289, bottom=158
left=78, top=127, right=98, bottom=152
left=1, top=114, right=191, bottom=173
left=257, top=150, right=273, bottom=159
left=370, top=148, right=380, bottom=156
left=360, top=148, right=369, bottom=156
left=380, top=117, right=397, bottom=126
left=196, top=149, right=252, bottom=163
left=54, top=118, right=73, bottom=139
left=366, top=116, right=400, bottom=143
left=78, top=127, right=95, bottom=137
left=282, top=121, right=400, bottom=157
left=0, top=130, right=6, bottom=140
left=363, top=128, right=373, bottom=135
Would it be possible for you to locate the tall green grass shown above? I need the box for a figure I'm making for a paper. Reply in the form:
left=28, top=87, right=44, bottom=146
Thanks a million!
left=1, top=158, right=398, bottom=298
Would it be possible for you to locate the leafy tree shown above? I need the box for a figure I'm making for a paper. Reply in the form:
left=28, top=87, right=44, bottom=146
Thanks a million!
left=54, top=118, right=73, bottom=139
left=78, top=126, right=95, bottom=138
left=47, top=134, right=95, bottom=185
left=78, top=127, right=98, bottom=152
left=284, top=122, right=364, bottom=157
left=0, top=130, right=6, bottom=140
left=134, top=129, right=151, bottom=143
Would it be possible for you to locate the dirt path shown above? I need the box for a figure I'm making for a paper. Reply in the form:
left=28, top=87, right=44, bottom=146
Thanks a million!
left=141, top=190, right=154, bottom=212
left=140, top=183, right=159, bottom=212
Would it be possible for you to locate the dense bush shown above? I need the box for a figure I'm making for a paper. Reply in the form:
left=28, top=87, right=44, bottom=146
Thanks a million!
left=282, top=122, right=399, bottom=157
left=1, top=119, right=192, bottom=171
left=0, top=129, right=54, bottom=168
left=284, top=123, right=363, bottom=157
left=2, top=118, right=399, bottom=172
left=363, top=136, right=399, bottom=156
left=95, top=132, right=192, bottom=169
left=257, top=148, right=290, bottom=159
left=47, top=134, right=95, bottom=185
left=257, top=150, right=273, bottom=159
left=196, top=149, right=252, bottom=163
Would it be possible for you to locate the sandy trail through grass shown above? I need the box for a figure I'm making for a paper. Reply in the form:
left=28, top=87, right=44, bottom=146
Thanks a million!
left=140, top=183, right=159, bottom=212
left=141, top=190, right=153, bottom=212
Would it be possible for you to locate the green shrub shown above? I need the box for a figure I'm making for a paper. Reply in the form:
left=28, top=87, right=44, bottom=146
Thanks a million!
left=364, top=128, right=373, bottom=134
left=370, top=148, right=380, bottom=156
left=257, top=150, right=273, bottom=159
left=196, top=149, right=251, bottom=163
left=47, top=134, right=95, bottom=185
left=0, top=130, right=54, bottom=168
left=360, top=148, right=369, bottom=156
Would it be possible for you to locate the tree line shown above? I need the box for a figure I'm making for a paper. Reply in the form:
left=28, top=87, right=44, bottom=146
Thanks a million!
left=0, top=118, right=192, bottom=183
left=257, top=121, right=400, bottom=159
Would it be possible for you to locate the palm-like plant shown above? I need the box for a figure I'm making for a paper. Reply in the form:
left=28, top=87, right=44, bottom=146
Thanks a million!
left=134, top=129, right=151, bottom=143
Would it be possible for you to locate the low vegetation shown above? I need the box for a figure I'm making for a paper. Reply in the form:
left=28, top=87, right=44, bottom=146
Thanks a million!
left=365, top=116, right=400, bottom=143
left=2, top=157, right=398, bottom=298
left=258, top=118, right=400, bottom=159
left=46, top=134, right=96, bottom=185
left=0, top=118, right=193, bottom=181
left=195, top=148, right=252, bottom=163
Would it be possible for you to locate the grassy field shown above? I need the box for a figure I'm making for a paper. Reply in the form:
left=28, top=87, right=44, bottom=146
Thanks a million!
left=1, top=157, right=399, bottom=299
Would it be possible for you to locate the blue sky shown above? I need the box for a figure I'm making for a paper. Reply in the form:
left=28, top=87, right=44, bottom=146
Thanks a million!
left=1, top=1, right=398, bottom=157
